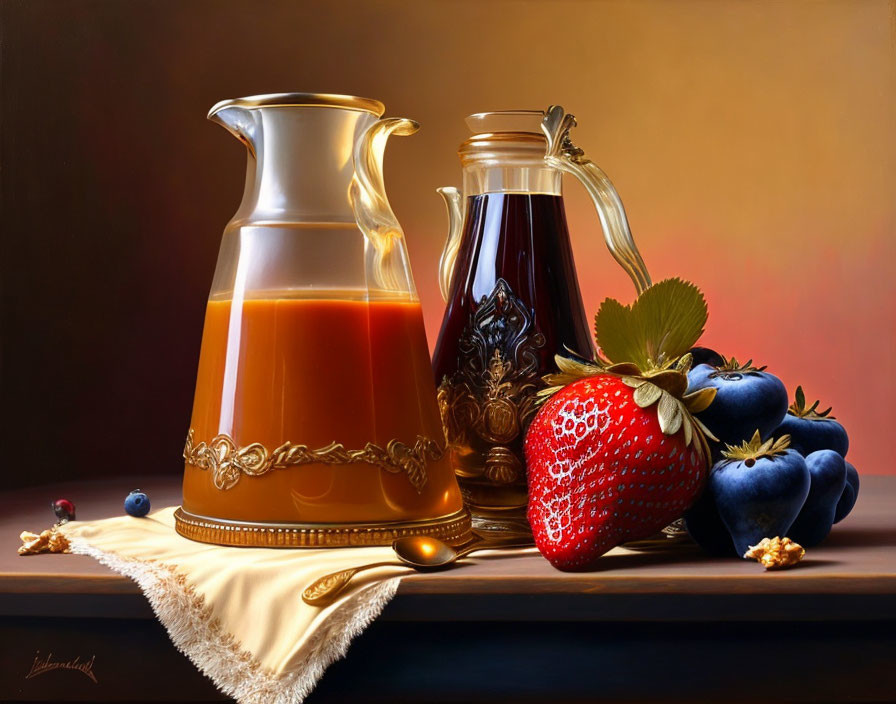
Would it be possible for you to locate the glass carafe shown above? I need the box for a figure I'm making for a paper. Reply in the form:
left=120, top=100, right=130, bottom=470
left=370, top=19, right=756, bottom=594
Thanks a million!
left=433, top=107, right=651, bottom=540
left=177, top=93, right=470, bottom=548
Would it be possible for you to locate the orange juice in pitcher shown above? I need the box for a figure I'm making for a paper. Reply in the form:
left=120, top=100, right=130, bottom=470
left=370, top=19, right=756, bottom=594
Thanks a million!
left=177, top=94, right=469, bottom=547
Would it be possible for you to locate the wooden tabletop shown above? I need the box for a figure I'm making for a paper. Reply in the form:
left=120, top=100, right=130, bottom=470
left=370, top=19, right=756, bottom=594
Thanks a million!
left=2, top=476, right=895, bottom=704
left=2, top=475, right=895, bottom=622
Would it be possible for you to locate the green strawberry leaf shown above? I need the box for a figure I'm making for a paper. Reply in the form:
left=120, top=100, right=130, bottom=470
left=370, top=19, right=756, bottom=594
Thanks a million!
left=594, top=297, right=647, bottom=368
left=788, top=385, right=835, bottom=419
left=632, top=382, right=662, bottom=407
left=683, top=387, right=717, bottom=414
left=594, top=278, right=707, bottom=371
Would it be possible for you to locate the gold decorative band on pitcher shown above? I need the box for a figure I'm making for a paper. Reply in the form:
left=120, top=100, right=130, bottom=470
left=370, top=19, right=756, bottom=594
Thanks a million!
left=173, top=507, right=472, bottom=548
left=183, top=429, right=442, bottom=493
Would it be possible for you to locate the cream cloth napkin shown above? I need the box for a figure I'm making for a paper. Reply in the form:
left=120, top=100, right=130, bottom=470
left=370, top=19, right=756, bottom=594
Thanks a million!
left=59, top=506, right=413, bottom=704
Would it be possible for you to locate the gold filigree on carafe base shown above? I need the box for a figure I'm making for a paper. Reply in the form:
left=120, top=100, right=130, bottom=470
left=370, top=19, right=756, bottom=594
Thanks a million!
left=437, top=279, right=545, bottom=541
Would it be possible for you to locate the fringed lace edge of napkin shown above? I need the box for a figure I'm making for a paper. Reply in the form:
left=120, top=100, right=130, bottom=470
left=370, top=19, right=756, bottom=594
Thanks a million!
left=68, top=538, right=400, bottom=704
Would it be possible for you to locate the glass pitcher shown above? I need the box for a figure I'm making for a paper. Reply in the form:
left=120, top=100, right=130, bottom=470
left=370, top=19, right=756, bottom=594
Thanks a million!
left=176, top=93, right=470, bottom=548
left=433, top=106, right=651, bottom=540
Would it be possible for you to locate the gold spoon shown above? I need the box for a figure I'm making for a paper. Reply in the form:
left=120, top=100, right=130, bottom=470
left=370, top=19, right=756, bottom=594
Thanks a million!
left=301, top=535, right=532, bottom=607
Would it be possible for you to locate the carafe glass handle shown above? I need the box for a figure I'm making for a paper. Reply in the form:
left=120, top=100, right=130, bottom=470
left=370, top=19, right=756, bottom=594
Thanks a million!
left=436, top=186, right=465, bottom=302
left=541, top=106, right=652, bottom=295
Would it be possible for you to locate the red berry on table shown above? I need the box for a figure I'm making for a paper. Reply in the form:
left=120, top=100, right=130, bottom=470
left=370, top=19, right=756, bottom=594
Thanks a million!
left=52, top=499, right=76, bottom=523
left=524, top=279, right=717, bottom=571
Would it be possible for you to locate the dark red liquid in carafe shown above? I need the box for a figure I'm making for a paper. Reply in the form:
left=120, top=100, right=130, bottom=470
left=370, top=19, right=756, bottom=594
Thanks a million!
left=432, top=192, right=592, bottom=536
left=434, top=193, right=592, bottom=383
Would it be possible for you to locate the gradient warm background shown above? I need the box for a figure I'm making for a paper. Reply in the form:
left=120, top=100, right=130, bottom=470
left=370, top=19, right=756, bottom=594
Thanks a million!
left=2, top=0, right=894, bottom=488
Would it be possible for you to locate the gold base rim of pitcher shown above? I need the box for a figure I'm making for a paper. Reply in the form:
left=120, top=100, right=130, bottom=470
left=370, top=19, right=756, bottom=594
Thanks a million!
left=174, top=506, right=472, bottom=548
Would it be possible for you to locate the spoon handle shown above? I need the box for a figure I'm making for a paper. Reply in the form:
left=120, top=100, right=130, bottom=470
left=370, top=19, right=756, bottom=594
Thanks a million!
left=302, top=541, right=533, bottom=607
left=301, top=561, right=394, bottom=607
left=452, top=540, right=533, bottom=560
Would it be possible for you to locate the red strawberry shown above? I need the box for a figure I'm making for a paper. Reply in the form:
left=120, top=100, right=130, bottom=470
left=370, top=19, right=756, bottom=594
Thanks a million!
left=524, top=278, right=717, bottom=571
left=526, top=374, right=707, bottom=570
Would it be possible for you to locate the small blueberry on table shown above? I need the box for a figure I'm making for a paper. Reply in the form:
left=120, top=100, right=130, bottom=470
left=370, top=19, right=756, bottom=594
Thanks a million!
left=125, top=490, right=151, bottom=517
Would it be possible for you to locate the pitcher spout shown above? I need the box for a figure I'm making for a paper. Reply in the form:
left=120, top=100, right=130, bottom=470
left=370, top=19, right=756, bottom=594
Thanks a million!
left=206, top=93, right=386, bottom=225
left=208, top=101, right=259, bottom=156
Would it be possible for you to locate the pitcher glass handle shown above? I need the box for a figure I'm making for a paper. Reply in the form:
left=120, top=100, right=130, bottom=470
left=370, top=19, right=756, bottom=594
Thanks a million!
left=350, top=117, right=419, bottom=293
left=541, top=106, right=652, bottom=295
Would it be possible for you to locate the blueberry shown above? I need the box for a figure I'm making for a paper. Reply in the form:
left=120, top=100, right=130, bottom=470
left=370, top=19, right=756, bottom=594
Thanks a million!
left=787, top=450, right=847, bottom=547
left=774, top=387, right=848, bottom=457
left=688, top=346, right=725, bottom=368
left=833, top=462, right=860, bottom=524
left=711, top=435, right=810, bottom=557
left=124, top=490, right=151, bottom=518
left=684, top=488, right=737, bottom=556
left=778, top=415, right=848, bottom=457
left=687, top=358, right=788, bottom=449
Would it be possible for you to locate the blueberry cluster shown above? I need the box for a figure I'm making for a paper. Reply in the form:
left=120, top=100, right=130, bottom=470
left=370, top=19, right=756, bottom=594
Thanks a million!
left=682, top=348, right=857, bottom=558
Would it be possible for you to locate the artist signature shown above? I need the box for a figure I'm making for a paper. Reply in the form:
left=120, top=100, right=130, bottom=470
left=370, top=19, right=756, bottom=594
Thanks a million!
left=26, top=651, right=97, bottom=683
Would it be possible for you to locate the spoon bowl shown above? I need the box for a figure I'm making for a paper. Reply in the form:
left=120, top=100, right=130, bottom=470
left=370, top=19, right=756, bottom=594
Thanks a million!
left=392, top=535, right=463, bottom=569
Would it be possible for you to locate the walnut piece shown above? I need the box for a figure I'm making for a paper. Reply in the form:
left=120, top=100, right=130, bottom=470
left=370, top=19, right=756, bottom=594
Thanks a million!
left=743, top=536, right=805, bottom=570
left=18, top=528, right=71, bottom=556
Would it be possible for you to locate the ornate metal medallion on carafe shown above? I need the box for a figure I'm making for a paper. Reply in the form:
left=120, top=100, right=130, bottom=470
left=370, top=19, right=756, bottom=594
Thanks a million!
left=433, top=107, right=651, bottom=541
left=177, top=93, right=471, bottom=548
